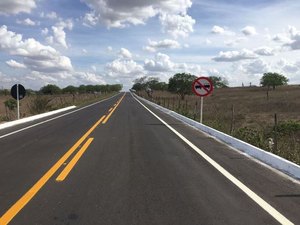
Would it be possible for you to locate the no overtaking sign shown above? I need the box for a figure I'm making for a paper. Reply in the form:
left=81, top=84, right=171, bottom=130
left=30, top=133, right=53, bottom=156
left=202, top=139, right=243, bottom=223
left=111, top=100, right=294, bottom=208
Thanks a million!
left=192, top=77, right=213, bottom=123
left=192, top=77, right=213, bottom=97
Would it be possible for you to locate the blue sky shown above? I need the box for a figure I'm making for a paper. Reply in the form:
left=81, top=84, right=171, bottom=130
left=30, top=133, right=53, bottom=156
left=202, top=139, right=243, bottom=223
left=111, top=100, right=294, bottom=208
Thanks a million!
left=0, top=0, right=300, bottom=90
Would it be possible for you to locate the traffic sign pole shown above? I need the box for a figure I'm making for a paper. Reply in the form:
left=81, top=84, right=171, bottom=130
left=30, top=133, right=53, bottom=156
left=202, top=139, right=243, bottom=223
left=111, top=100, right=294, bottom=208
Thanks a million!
left=17, top=84, right=20, bottom=120
left=192, top=77, right=214, bottom=124
left=200, top=96, right=203, bottom=123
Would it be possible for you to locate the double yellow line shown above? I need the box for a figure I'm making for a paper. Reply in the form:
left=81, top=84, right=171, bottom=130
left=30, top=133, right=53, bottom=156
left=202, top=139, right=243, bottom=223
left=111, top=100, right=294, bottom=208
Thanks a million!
left=0, top=94, right=125, bottom=225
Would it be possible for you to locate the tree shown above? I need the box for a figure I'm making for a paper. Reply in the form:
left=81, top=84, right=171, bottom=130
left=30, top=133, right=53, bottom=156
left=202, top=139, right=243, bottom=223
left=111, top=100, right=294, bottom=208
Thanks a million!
left=40, top=84, right=61, bottom=95
left=260, top=72, right=288, bottom=90
left=209, top=76, right=228, bottom=88
left=62, top=85, right=78, bottom=94
left=168, top=73, right=197, bottom=99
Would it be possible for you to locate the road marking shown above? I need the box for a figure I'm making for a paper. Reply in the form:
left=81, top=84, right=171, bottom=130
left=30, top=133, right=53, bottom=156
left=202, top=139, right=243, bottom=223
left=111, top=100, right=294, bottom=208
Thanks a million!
left=102, top=93, right=126, bottom=124
left=0, top=93, right=121, bottom=139
left=0, top=115, right=106, bottom=225
left=56, top=138, right=94, bottom=182
left=132, top=94, right=294, bottom=225
left=108, top=108, right=113, bottom=112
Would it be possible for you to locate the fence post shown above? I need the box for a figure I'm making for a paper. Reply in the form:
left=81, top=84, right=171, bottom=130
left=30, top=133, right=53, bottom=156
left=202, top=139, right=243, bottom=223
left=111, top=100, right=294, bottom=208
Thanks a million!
left=274, top=113, right=278, bottom=152
left=230, top=104, right=235, bottom=135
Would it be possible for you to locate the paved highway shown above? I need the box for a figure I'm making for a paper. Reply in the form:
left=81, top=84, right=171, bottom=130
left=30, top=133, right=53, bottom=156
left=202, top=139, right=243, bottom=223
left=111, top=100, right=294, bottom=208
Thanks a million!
left=0, top=92, right=299, bottom=225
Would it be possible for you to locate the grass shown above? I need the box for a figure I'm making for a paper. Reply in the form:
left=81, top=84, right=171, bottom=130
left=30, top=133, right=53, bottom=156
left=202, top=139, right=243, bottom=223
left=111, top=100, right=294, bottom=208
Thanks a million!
left=0, top=92, right=118, bottom=122
left=138, top=85, right=300, bottom=165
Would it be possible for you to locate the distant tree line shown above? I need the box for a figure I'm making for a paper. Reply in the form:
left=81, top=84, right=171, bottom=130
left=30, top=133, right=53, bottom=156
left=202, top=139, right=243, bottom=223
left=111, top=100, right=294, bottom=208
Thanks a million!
left=39, top=84, right=122, bottom=95
left=132, top=73, right=228, bottom=100
left=0, top=84, right=122, bottom=96
left=132, top=72, right=289, bottom=100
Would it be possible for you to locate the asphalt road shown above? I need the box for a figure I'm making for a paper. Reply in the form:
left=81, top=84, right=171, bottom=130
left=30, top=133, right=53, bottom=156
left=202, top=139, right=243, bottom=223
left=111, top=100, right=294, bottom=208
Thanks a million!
left=0, top=92, right=300, bottom=225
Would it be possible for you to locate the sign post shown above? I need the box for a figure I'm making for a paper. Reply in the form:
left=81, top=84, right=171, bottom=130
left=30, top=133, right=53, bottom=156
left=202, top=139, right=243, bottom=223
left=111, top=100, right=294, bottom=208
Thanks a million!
left=192, top=77, right=213, bottom=123
left=11, top=84, right=26, bottom=120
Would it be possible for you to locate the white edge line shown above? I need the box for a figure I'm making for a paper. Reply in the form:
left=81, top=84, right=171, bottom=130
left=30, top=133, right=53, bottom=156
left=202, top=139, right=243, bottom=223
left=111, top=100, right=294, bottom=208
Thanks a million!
left=131, top=92, right=294, bottom=225
left=0, top=93, right=121, bottom=139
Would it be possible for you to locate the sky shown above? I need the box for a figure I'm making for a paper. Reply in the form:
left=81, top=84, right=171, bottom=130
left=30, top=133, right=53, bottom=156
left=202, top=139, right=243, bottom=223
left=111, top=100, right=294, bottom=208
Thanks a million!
left=0, top=0, right=300, bottom=91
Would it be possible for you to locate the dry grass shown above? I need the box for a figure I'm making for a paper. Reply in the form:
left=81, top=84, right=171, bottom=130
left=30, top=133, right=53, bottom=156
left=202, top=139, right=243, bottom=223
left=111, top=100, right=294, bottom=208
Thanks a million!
left=0, top=92, right=116, bottom=122
left=138, top=85, right=300, bottom=164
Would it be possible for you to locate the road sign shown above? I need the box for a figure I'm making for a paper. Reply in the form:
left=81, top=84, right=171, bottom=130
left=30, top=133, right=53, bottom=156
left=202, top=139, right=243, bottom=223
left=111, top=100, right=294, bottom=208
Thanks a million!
left=11, top=84, right=26, bottom=100
left=192, top=77, right=213, bottom=97
left=10, top=84, right=26, bottom=120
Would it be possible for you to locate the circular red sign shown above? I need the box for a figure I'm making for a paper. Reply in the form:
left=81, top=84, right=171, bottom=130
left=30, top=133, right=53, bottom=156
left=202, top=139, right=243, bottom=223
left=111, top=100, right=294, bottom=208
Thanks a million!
left=192, top=77, right=214, bottom=97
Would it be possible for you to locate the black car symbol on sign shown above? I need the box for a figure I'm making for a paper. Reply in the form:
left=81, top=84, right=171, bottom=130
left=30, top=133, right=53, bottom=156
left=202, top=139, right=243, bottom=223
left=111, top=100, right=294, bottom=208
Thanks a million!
left=195, top=84, right=211, bottom=89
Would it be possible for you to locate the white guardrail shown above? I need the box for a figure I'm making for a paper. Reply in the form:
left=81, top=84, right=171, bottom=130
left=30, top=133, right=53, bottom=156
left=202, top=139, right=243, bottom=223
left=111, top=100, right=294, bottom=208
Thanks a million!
left=135, top=94, right=300, bottom=180
left=0, top=106, right=76, bottom=130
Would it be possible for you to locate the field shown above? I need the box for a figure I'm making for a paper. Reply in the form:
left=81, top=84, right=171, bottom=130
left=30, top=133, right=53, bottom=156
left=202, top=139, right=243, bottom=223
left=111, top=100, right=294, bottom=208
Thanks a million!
left=0, top=92, right=116, bottom=122
left=138, top=85, right=300, bottom=165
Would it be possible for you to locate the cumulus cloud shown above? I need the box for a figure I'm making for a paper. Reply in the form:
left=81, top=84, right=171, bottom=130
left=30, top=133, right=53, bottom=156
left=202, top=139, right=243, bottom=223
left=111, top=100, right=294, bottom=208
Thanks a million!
left=106, top=59, right=144, bottom=78
left=211, top=25, right=235, bottom=36
left=6, top=59, right=27, bottom=69
left=144, top=53, right=175, bottom=72
left=0, top=0, right=36, bottom=15
left=144, top=39, right=180, bottom=52
left=81, top=0, right=195, bottom=37
left=47, top=19, right=73, bottom=48
left=0, top=25, right=73, bottom=73
left=277, top=59, right=300, bottom=74
left=241, top=59, right=270, bottom=75
left=213, top=49, right=258, bottom=62
left=254, top=46, right=275, bottom=56
left=118, top=48, right=132, bottom=59
left=285, top=26, right=300, bottom=50
left=211, top=25, right=224, bottom=34
left=159, top=13, right=195, bottom=38
left=242, top=26, right=257, bottom=36
left=16, top=18, right=38, bottom=26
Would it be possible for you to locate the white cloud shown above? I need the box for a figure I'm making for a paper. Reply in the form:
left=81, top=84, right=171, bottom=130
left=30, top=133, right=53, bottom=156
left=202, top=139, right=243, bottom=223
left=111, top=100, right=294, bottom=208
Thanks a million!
left=144, top=53, right=175, bottom=72
left=254, top=46, right=275, bottom=56
left=40, top=11, right=58, bottom=20
left=106, top=59, right=144, bottom=78
left=159, top=13, right=195, bottom=38
left=211, top=25, right=224, bottom=34
left=276, top=59, right=300, bottom=74
left=6, top=59, right=27, bottom=69
left=0, top=25, right=73, bottom=73
left=74, top=72, right=106, bottom=84
left=81, top=0, right=195, bottom=37
left=213, top=49, right=258, bottom=62
left=242, top=26, right=257, bottom=36
left=52, top=26, right=67, bottom=48
left=0, top=0, right=36, bottom=15
left=144, top=39, right=180, bottom=52
left=118, top=48, right=132, bottom=59
left=211, top=25, right=235, bottom=36
left=48, top=19, right=73, bottom=48
left=241, top=59, right=270, bottom=75
left=107, top=46, right=113, bottom=52
left=41, top=28, right=49, bottom=36
left=286, top=26, right=300, bottom=50
left=16, top=18, right=38, bottom=26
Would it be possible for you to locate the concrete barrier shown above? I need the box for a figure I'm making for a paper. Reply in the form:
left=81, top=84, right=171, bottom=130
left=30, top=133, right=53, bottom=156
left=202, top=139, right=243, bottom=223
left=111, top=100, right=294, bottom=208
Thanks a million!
left=136, top=94, right=300, bottom=180
left=0, top=106, right=76, bottom=130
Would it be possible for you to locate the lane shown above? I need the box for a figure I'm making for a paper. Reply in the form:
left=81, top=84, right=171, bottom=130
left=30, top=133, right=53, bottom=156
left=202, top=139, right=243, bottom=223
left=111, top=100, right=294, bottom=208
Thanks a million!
left=1, top=93, right=298, bottom=224
left=0, top=93, right=122, bottom=221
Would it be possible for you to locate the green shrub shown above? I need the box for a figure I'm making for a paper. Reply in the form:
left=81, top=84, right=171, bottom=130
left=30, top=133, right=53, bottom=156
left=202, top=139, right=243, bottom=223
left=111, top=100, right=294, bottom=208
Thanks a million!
left=28, top=96, right=52, bottom=114
left=234, top=126, right=266, bottom=148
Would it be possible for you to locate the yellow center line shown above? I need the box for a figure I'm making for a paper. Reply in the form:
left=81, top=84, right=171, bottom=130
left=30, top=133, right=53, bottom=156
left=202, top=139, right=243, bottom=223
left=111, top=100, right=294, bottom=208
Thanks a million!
left=56, top=138, right=94, bottom=182
left=0, top=115, right=106, bottom=225
left=102, top=93, right=125, bottom=124
left=108, top=107, right=113, bottom=112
